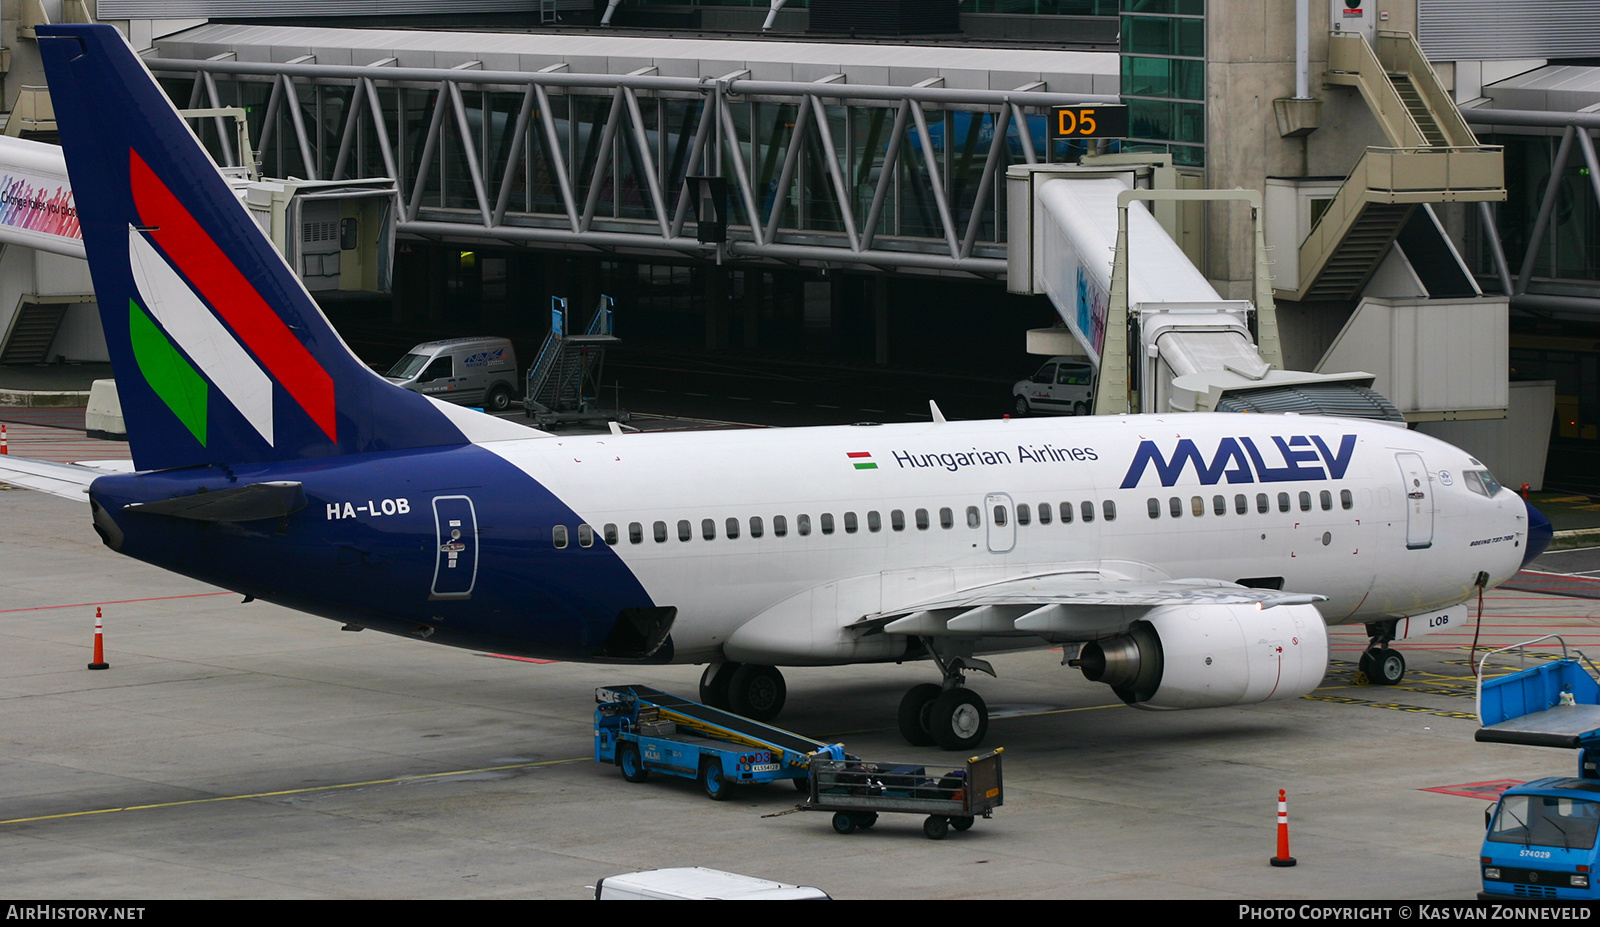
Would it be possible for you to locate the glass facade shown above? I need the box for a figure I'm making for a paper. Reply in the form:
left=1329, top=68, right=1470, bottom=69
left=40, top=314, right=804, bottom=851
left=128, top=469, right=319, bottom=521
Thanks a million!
left=1119, top=0, right=1205, bottom=167
left=171, top=75, right=1087, bottom=249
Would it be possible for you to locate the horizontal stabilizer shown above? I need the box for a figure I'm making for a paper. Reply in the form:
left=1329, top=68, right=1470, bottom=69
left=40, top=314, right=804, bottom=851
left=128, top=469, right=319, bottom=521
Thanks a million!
left=0, top=456, right=105, bottom=500
left=123, top=480, right=305, bottom=521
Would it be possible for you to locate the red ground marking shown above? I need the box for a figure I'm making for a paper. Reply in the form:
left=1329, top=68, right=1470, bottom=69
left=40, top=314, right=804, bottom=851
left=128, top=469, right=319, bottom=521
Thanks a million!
left=482, top=653, right=560, bottom=664
left=0, top=591, right=235, bottom=614
left=1421, top=780, right=1524, bottom=800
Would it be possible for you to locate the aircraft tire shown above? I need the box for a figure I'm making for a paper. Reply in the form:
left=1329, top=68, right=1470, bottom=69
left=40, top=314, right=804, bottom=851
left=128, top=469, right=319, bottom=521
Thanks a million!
left=619, top=743, right=648, bottom=783
left=897, top=683, right=943, bottom=746
left=1370, top=647, right=1406, bottom=685
left=727, top=664, right=786, bottom=721
left=699, top=663, right=739, bottom=709
left=929, top=688, right=988, bottom=751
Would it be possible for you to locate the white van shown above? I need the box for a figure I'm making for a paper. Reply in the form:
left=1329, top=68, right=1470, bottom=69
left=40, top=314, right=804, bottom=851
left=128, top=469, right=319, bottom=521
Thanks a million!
left=594, top=867, right=831, bottom=900
left=1012, top=356, right=1094, bottom=416
left=384, top=337, right=519, bottom=412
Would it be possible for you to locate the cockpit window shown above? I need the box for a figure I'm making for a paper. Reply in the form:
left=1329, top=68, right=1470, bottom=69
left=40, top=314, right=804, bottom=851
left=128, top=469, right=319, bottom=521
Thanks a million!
left=1464, top=469, right=1504, bottom=497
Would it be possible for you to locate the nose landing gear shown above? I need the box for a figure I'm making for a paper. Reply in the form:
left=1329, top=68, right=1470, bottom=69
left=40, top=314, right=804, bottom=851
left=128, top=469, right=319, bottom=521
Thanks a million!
left=1359, top=621, right=1406, bottom=686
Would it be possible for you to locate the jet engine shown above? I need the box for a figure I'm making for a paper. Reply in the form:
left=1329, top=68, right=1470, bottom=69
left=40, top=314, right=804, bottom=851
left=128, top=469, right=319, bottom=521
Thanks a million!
left=1070, top=603, right=1328, bottom=710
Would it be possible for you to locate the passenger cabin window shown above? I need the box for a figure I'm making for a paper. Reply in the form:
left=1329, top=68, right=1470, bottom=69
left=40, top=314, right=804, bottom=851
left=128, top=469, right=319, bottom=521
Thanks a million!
left=966, top=506, right=981, bottom=528
left=725, top=517, right=740, bottom=539
left=1320, top=490, right=1333, bottom=511
left=1257, top=493, right=1269, bottom=514
left=629, top=522, right=643, bottom=544
left=1148, top=498, right=1162, bottom=519
left=915, top=508, right=929, bottom=530
left=940, top=507, right=955, bottom=529
left=992, top=505, right=1008, bottom=527
left=1102, top=500, right=1116, bottom=522
left=1037, top=503, right=1051, bottom=525
left=578, top=524, right=594, bottom=548
left=603, top=523, right=618, bottom=545
left=798, top=514, right=812, bottom=536
left=1081, top=501, right=1095, bottom=523
left=1235, top=494, right=1248, bottom=515
left=1017, top=504, right=1031, bottom=526
left=891, top=510, right=905, bottom=531
left=1278, top=492, right=1291, bottom=513
left=1059, top=502, right=1073, bottom=524
left=1213, top=495, right=1226, bottom=516
left=821, top=514, right=835, bottom=535
left=678, top=519, right=692, bottom=542
left=1170, top=497, right=1182, bottom=518
left=654, top=521, right=668, bottom=543
left=843, top=512, right=858, bottom=534
left=868, top=511, right=882, bottom=533
left=1191, top=496, right=1205, bottom=517
left=552, top=525, right=569, bottom=549
left=1299, top=491, right=1312, bottom=512
left=1340, top=489, right=1353, bottom=510
left=750, top=516, right=764, bottom=538
left=774, top=515, right=788, bottom=537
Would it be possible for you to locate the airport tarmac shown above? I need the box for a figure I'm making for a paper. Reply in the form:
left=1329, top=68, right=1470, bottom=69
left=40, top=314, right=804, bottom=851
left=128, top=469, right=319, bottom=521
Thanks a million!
left=5, top=424, right=1600, bottom=900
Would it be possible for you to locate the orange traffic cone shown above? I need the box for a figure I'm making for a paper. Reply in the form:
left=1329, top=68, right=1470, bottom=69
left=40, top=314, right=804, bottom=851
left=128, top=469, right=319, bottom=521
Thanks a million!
left=88, top=607, right=109, bottom=670
left=1, top=422, right=8, bottom=455
left=1270, top=788, right=1297, bottom=867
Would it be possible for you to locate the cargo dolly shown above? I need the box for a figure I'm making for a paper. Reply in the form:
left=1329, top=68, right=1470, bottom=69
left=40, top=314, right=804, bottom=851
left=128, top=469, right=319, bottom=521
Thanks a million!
left=798, top=748, right=1003, bottom=839
left=594, top=684, right=846, bottom=800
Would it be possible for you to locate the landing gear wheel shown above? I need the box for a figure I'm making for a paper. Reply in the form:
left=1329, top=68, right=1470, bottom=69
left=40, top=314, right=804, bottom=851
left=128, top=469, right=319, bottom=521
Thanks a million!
left=951, top=816, right=975, bottom=832
left=727, top=665, right=786, bottom=721
left=1014, top=396, right=1030, bottom=417
left=928, top=688, right=988, bottom=752
left=618, top=743, right=648, bottom=783
left=897, top=683, right=943, bottom=747
left=699, top=663, right=740, bottom=709
left=923, top=815, right=950, bottom=840
left=701, top=761, right=729, bottom=801
left=1369, top=647, right=1406, bottom=686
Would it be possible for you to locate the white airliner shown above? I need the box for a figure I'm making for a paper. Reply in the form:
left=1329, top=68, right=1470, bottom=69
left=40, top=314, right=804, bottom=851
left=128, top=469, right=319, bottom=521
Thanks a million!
left=0, top=24, right=1553, bottom=752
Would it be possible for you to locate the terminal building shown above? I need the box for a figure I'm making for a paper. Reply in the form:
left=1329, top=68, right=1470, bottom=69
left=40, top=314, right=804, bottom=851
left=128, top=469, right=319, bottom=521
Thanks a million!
left=0, top=1, right=1596, bottom=487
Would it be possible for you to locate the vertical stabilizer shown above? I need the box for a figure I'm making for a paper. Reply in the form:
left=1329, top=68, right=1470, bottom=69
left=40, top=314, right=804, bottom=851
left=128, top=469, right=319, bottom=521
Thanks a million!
left=37, top=24, right=468, bottom=471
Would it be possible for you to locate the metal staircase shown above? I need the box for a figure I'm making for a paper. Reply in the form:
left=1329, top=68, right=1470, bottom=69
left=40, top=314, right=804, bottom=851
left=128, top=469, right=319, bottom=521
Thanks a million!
left=523, top=295, right=627, bottom=426
left=1277, top=30, right=1504, bottom=303
left=0, top=300, right=68, bottom=364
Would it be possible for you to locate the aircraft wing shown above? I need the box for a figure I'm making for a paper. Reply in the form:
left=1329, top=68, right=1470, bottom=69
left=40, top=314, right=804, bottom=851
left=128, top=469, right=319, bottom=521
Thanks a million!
left=852, top=573, right=1326, bottom=640
left=0, top=456, right=119, bottom=501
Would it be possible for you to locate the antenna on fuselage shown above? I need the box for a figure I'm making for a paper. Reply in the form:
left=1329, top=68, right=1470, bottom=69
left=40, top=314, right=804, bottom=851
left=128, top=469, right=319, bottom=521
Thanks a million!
left=929, top=400, right=947, bottom=424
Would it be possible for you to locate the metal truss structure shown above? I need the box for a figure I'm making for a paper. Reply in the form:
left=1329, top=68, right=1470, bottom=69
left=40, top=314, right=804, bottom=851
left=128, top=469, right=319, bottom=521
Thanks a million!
left=150, top=55, right=1114, bottom=278
left=1465, top=108, right=1600, bottom=315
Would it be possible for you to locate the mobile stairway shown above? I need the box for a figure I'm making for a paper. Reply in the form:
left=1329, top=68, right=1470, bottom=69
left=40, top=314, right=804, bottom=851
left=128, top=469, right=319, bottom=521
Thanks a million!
left=522, top=294, right=628, bottom=427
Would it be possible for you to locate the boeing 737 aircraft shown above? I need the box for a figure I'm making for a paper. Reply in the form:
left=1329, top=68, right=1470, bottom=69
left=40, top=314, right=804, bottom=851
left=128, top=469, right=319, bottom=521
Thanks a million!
left=2, top=25, right=1552, bottom=752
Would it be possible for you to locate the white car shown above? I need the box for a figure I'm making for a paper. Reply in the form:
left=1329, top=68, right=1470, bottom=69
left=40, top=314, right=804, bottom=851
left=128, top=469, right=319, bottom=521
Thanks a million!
left=1012, top=357, right=1094, bottom=416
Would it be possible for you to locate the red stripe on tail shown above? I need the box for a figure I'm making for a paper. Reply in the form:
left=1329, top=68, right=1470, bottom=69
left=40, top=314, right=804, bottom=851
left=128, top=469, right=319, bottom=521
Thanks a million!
left=128, top=149, right=337, bottom=442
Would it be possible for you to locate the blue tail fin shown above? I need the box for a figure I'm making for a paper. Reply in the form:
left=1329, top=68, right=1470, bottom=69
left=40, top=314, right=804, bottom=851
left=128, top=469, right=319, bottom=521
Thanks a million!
left=38, top=24, right=469, bottom=471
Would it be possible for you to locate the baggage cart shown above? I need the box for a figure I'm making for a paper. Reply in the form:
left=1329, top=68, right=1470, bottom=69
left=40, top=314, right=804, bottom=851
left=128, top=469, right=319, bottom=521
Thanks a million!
left=799, top=748, right=1003, bottom=839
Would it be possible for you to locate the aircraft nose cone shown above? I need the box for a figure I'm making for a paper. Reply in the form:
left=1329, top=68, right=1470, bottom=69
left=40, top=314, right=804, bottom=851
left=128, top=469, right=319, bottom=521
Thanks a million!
left=1522, top=497, right=1553, bottom=569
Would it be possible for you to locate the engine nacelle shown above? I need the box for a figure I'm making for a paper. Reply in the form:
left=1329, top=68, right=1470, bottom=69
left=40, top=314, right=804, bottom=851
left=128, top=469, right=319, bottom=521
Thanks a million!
left=1071, top=603, right=1329, bottom=710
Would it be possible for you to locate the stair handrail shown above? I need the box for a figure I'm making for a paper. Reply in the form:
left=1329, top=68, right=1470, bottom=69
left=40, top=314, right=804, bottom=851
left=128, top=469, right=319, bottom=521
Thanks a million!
left=1326, top=30, right=1429, bottom=148
left=1375, top=30, right=1479, bottom=149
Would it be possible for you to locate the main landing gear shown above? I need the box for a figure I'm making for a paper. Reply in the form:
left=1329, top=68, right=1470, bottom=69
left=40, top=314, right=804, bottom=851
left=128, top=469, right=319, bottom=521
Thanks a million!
left=897, top=642, right=996, bottom=751
left=699, top=662, right=787, bottom=722
left=1359, top=620, right=1406, bottom=686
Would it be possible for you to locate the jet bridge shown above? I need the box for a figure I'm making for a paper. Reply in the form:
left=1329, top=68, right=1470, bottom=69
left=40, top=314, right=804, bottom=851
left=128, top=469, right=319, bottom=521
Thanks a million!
left=1006, top=162, right=1399, bottom=421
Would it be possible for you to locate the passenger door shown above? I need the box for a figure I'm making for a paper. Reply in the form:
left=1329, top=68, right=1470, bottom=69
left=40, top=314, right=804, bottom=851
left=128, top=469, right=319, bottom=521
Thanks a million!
left=1396, top=452, right=1434, bottom=550
left=985, top=492, right=1016, bottom=554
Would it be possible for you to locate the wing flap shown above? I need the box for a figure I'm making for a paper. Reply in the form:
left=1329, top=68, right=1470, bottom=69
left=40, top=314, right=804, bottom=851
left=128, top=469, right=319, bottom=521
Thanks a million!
left=860, top=573, right=1327, bottom=641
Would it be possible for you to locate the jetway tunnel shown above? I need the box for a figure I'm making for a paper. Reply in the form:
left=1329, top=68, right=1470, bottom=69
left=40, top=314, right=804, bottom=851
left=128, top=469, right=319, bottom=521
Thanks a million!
left=1006, top=161, right=1401, bottom=422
